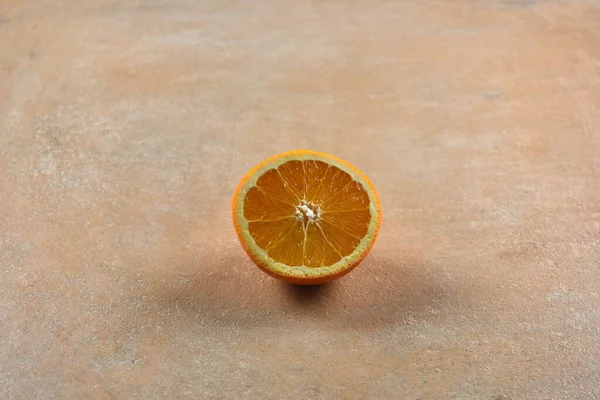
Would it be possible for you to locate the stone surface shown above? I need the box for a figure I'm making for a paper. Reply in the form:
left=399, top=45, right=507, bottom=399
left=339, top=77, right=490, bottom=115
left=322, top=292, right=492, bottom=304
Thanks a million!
left=1, top=0, right=600, bottom=399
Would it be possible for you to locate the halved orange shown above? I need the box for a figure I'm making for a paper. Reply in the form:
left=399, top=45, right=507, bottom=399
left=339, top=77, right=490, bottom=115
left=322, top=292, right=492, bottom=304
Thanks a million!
left=232, top=150, right=381, bottom=285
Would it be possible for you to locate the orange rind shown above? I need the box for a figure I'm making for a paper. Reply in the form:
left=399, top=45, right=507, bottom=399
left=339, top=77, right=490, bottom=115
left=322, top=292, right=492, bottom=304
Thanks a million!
left=232, top=150, right=381, bottom=285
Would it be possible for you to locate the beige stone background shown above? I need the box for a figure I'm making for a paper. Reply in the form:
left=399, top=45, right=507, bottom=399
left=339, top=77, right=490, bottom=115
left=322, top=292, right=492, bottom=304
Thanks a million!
left=1, top=0, right=600, bottom=399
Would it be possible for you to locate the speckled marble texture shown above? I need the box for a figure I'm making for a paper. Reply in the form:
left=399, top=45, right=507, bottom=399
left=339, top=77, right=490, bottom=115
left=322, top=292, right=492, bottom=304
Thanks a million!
left=1, top=0, right=600, bottom=399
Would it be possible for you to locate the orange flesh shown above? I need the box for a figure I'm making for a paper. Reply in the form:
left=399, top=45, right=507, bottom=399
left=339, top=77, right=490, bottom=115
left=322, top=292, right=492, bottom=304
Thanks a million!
left=243, top=160, right=371, bottom=268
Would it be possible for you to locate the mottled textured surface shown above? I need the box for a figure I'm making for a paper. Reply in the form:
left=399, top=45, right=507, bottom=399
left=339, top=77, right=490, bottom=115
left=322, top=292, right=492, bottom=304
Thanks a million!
left=1, top=0, right=600, bottom=399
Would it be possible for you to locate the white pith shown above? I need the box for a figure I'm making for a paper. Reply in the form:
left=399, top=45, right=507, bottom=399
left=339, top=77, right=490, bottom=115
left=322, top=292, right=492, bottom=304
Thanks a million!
left=295, top=200, right=321, bottom=223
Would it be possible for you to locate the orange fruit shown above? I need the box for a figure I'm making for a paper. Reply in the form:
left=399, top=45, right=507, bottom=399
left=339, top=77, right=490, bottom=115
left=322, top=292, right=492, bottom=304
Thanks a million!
left=232, top=150, right=382, bottom=285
